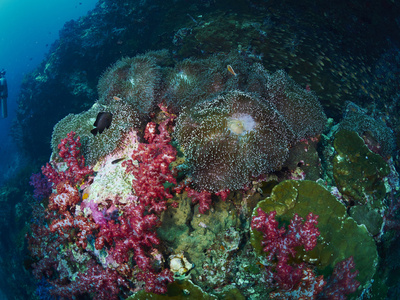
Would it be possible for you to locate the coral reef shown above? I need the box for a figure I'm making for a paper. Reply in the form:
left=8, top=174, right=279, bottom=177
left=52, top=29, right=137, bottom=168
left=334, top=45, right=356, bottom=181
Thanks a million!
left=265, top=69, right=327, bottom=142
left=333, top=129, right=389, bottom=207
left=42, top=131, right=93, bottom=186
left=27, top=43, right=397, bottom=298
left=6, top=1, right=400, bottom=300
left=251, top=208, right=324, bottom=297
left=122, top=117, right=177, bottom=213
left=51, top=100, right=142, bottom=165
left=339, top=102, right=396, bottom=157
left=162, top=52, right=255, bottom=113
left=251, top=180, right=378, bottom=289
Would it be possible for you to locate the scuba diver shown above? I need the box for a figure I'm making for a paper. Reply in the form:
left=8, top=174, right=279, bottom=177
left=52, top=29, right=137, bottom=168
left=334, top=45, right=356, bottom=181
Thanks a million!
left=0, top=69, right=7, bottom=119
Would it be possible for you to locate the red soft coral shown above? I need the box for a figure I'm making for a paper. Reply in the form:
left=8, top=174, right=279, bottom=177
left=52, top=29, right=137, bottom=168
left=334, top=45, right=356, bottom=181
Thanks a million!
left=123, top=119, right=177, bottom=213
left=251, top=208, right=322, bottom=294
left=42, top=131, right=92, bottom=186
left=319, top=256, right=360, bottom=300
left=186, top=188, right=213, bottom=214
left=95, top=203, right=173, bottom=293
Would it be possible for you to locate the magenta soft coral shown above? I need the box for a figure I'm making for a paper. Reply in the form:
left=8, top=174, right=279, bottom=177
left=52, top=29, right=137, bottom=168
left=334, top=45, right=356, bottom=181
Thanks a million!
left=318, top=256, right=360, bottom=300
left=95, top=204, right=173, bottom=293
left=186, top=188, right=213, bottom=214
left=50, top=260, right=128, bottom=300
left=123, top=118, right=177, bottom=213
left=251, top=209, right=320, bottom=262
left=251, top=208, right=323, bottom=297
left=42, top=131, right=92, bottom=186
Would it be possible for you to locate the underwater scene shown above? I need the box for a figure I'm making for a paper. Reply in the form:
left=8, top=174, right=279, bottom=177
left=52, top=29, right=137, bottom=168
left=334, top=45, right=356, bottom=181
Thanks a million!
left=1, top=0, right=400, bottom=299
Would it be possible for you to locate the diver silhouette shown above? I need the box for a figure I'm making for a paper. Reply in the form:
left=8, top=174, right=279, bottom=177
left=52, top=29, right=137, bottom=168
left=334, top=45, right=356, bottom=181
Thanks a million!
left=0, top=69, right=7, bottom=119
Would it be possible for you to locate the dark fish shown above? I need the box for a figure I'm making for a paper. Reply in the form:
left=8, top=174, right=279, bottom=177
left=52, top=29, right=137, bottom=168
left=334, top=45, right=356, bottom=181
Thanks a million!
left=91, top=112, right=113, bottom=136
left=111, top=157, right=125, bottom=164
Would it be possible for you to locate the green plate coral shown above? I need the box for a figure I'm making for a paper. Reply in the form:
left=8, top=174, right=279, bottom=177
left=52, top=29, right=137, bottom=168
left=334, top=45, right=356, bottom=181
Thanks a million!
left=333, top=129, right=390, bottom=207
left=251, top=180, right=378, bottom=287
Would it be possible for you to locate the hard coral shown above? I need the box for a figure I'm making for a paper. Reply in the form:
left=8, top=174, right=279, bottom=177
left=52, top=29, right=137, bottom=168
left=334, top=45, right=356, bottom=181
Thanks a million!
left=333, top=129, right=389, bottom=206
left=339, top=101, right=396, bottom=157
left=175, top=90, right=293, bottom=192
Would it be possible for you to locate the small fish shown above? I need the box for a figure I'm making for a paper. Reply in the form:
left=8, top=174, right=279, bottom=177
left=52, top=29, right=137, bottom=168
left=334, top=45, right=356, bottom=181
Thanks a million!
left=91, top=112, right=113, bottom=136
left=111, top=157, right=125, bottom=164
left=227, top=65, right=237, bottom=76
left=113, top=96, right=122, bottom=101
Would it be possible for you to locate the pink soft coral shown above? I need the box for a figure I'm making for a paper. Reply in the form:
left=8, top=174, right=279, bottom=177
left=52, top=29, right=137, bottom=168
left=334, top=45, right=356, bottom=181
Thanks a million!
left=251, top=208, right=323, bottom=296
left=123, top=118, right=177, bottom=213
left=42, top=131, right=92, bottom=186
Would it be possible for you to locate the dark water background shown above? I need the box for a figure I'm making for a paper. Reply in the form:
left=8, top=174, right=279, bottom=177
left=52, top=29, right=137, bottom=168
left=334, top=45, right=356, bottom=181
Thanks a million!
left=0, top=0, right=97, bottom=185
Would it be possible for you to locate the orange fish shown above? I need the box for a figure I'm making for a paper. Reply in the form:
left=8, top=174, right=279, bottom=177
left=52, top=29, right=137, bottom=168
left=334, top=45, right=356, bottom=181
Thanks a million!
left=227, top=65, right=237, bottom=76
left=113, top=96, right=122, bottom=101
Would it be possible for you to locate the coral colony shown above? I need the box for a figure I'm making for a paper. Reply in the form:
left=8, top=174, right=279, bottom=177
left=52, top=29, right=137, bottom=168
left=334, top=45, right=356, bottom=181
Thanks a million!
left=27, top=50, right=394, bottom=299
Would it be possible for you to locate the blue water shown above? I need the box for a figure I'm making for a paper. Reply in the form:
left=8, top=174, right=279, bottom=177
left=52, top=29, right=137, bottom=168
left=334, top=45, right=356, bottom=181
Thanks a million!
left=0, top=0, right=98, bottom=184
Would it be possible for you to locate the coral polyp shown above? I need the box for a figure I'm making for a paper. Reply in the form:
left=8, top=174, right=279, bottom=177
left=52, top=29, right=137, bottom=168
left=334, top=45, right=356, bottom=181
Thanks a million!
left=175, top=90, right=294, bottom=192
left=226, top=113, right=257, bottom=135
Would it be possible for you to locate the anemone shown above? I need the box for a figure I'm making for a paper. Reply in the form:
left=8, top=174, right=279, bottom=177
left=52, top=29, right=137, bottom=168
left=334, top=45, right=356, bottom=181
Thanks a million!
left=162, top=52, right=254, bottom=113
left=51, top=100, right=141, bottom=165
left=265, top=70, right=327, bottom=142
left=97, top=50, right=170, bottom=117
left=175, top=90, right=294, bottom=192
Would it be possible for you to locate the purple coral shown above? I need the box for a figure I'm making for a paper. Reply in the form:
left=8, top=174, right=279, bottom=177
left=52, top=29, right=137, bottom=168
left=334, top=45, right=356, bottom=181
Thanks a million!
left=29, top=172, right=52, bottom=201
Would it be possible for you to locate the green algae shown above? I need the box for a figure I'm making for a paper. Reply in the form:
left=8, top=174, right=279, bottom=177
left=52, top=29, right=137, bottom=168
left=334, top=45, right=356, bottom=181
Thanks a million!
left=333, top=129, right=389, bottom=207
left=251, top=180, right=378, bottom=287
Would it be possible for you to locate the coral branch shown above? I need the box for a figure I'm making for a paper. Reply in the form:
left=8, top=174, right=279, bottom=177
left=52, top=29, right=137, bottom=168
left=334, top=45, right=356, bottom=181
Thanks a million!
left=251, top=208, right=322, bottom=294
left=42, top=131, right=92, bottom=186
left=123, top=119, right=177, bottom=213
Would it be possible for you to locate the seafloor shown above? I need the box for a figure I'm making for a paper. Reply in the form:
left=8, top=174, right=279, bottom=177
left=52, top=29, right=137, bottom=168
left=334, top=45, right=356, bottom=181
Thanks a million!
left=2, top=0, right=400, bottom=299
